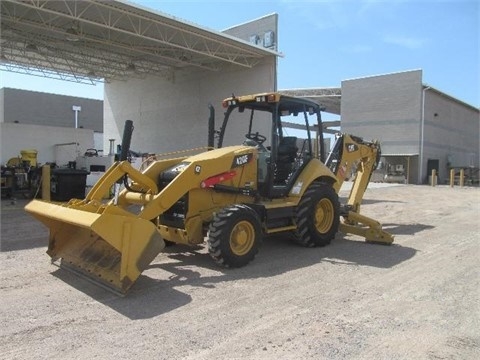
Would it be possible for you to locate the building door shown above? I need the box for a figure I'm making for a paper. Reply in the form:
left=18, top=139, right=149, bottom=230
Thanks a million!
left=427, top=159, right=439, bottom=184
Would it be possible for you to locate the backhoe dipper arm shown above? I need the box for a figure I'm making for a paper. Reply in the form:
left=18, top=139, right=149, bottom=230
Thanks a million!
left=326, top=133, right=394, bottom=244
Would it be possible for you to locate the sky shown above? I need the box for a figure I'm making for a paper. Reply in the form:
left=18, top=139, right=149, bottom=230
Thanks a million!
left=1, top=0, right=478, bottom=108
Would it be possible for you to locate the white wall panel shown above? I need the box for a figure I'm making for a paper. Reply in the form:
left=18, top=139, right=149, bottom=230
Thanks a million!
left=0, top=88, right=4, bottom=123
left=103, top=58, right=276, bottom=155
left=1, top=123, right=94, bottom=166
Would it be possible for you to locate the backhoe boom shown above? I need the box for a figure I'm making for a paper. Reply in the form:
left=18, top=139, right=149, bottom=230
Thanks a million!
left=326, top=133, right=394, bottom=244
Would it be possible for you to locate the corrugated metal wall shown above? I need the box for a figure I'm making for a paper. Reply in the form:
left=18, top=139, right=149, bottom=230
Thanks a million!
left=1, top=88, right=103, bottom=132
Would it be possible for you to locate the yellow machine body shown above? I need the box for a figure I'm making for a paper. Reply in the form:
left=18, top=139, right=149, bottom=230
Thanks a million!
left=25, top=93, right=392, bottom=295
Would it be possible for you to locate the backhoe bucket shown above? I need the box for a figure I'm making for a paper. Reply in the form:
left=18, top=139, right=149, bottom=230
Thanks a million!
left=25, top=200, right=165, bottom=295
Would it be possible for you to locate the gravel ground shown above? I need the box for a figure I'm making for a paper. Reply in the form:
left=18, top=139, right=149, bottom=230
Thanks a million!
left=1, top=183, right=479, bottom=359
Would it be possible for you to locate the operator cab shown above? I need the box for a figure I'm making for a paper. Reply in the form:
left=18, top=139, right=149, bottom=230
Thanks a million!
left=211, top=93, right=325, bottom=199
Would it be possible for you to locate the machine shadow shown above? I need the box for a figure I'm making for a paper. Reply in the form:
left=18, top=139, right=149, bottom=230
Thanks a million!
left=55, top=232, right=417, bottom=320
left=321, top=237, right=416, bottom=268
left=382, top=223, right=435, bottom=235
left=51, top=267, right=193, bottom=320
left=0, top=235, right=48, bottom=252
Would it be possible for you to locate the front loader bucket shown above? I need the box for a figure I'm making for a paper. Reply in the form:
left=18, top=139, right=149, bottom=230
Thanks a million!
left=25, top=200, right=165, bottom=295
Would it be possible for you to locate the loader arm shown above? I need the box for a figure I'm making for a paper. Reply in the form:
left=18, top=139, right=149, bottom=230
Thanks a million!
left=326, top=134, right=393, bottom=244
left=82, top=160, right=159, bottom=204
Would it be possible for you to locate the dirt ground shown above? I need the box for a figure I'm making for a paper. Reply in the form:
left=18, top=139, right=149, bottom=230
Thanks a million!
left=1, top=183, right=479, bottom=360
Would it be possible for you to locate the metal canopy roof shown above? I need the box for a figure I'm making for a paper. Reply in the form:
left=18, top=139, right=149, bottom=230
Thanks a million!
left=0, top=0, right=280, bottom=84
left=279, top=88, right=342, bottom=115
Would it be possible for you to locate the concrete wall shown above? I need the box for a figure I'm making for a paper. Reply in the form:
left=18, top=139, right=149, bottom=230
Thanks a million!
left=422, top=89, right=479, bottom=183
left=1, top=123, right=94, bottom=166
left=94, top=132, right=104, bottom=153
left=1, top=88, right=103, bottom=132
left=0, top=88, right=4, bottom=123
left=341, top=70, right=423, bottom=156
left=104, top=58, right=276, bottom=155
left=103, top=15, right=278, bottom=155
left=223, top=14, right=278, bottom=51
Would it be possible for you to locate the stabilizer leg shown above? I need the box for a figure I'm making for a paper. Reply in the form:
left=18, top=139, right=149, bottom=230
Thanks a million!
left=340, top=211, right=394, bottom=244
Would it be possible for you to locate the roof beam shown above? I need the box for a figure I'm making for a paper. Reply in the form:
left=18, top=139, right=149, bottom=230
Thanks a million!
left=1, top=0, right=269, bottom=74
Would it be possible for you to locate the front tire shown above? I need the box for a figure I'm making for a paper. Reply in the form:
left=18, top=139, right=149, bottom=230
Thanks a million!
left=293, top=182, right=340, bottom=247
left=208, top=205, right=262, bottom=268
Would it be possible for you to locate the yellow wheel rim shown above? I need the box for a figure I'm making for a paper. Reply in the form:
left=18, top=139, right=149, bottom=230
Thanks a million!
left=314, top=198, right=335, bottom=234
left=230, top=220, right=255, bottom=256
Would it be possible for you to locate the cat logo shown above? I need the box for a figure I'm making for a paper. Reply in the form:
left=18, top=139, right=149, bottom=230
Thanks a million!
left=232, top=153, right=253, bottom=168
left=346, top=143, right=359, bottom=153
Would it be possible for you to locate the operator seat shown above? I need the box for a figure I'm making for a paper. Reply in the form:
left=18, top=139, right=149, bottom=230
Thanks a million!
left=274, top=136, right=298, bottom=184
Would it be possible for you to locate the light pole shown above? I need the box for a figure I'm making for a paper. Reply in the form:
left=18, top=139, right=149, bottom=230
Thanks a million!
left=72, top=105, right=82, bottom=128
left=72, top=105, right=82, bottom=157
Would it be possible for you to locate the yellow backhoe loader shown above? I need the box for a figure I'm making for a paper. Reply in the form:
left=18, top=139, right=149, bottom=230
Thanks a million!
left=25, top=92, right=393, bottom=295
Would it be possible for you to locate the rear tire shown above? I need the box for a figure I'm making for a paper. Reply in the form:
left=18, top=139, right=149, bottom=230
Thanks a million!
left=293, top=182, right=340, bottom=247
left=208, top=205, right=262, bottom=268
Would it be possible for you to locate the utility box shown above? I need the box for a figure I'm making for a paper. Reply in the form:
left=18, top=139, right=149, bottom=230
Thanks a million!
left=50, top=168, right=89, bottom=201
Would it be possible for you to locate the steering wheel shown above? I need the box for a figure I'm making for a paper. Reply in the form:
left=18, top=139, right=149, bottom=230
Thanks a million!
left=245, top=132, right=267, bottom=145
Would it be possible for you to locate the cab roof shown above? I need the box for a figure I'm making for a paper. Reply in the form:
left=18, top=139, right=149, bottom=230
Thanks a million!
left=223, top=92, right=321, bottom=115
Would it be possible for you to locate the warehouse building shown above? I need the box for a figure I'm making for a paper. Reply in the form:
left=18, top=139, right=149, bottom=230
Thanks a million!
left=0, top=88, right=103, bottom=165
left=3, top=68, right=477, bottom=186
left=341, top=70, right=479, bottom=185
left=283, top=70, right=479, bottom=185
